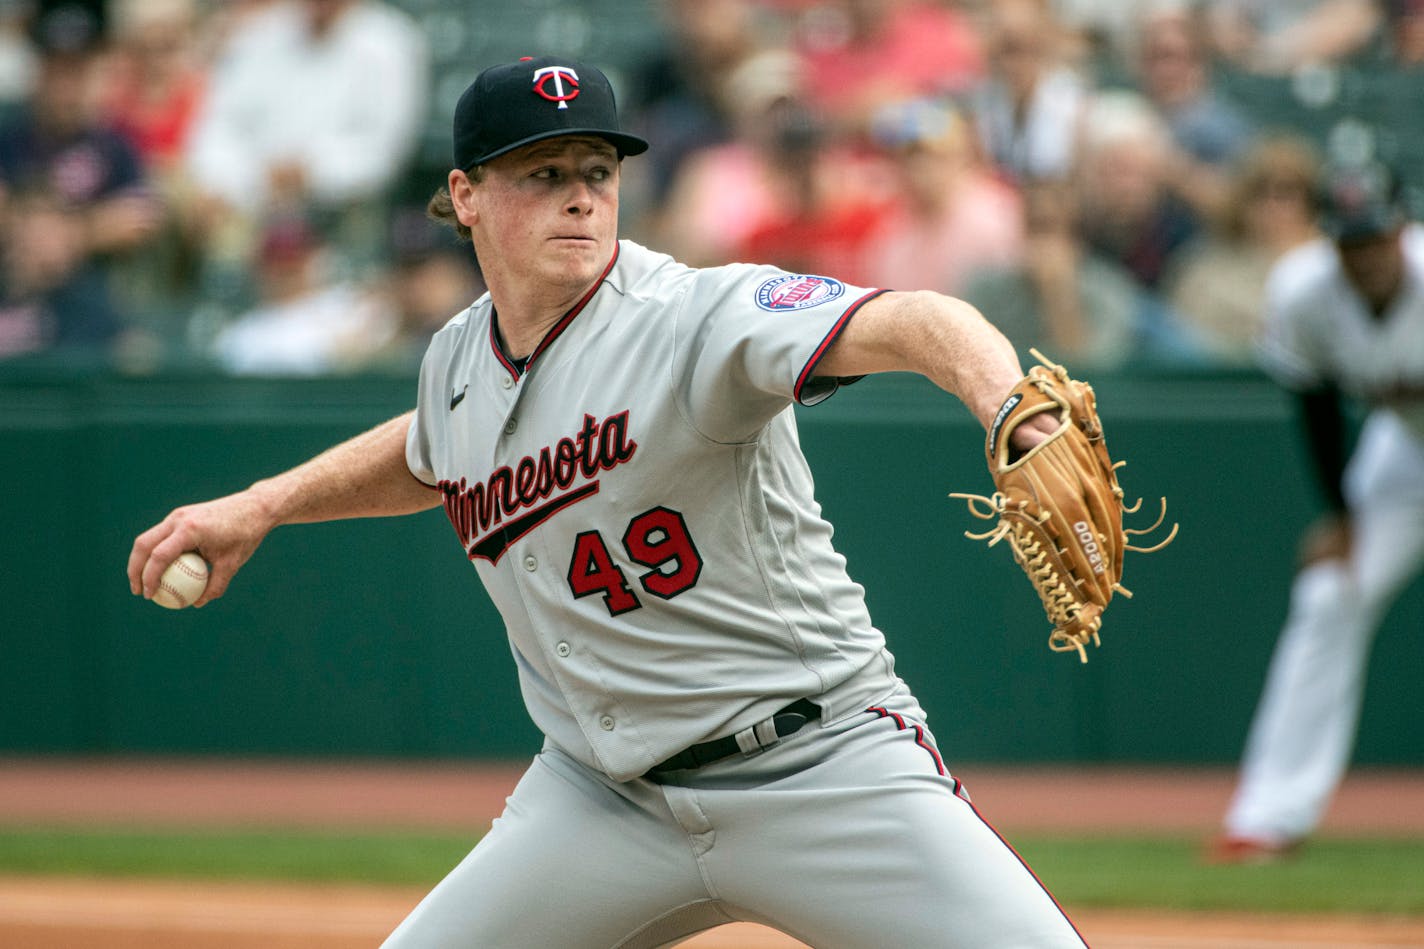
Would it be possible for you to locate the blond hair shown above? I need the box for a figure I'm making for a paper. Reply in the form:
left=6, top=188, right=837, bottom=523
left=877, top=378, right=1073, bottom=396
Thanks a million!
left=425, top=164, right=485, bottom=243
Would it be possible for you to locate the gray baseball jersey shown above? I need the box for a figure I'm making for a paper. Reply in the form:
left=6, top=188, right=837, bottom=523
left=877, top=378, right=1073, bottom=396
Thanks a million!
left=407, top=240, right=899, bottom=782
left=396, top=239, right=1086, bottom=948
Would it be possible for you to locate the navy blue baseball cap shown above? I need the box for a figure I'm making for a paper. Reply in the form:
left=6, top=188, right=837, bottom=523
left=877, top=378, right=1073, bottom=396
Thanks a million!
left=452, top=56, right=649, bottom=171
left=1318, top=161, right=1407, bottom=243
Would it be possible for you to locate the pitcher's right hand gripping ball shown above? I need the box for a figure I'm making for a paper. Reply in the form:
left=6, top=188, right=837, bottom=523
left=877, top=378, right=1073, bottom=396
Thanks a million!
left=950, top=350, right=1177, bottom=661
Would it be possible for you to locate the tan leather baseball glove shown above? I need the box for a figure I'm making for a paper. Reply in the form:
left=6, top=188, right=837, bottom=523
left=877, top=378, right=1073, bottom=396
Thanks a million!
left=950, top=350, right=1177, bottom=661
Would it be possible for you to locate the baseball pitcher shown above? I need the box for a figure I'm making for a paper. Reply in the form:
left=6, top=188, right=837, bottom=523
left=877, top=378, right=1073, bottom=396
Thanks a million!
left=126, top=57, right=1166, bottom=947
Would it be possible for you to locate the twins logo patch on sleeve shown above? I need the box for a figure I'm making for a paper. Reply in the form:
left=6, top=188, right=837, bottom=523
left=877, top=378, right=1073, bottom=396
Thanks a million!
left=755, top=274, right=845, bottom=312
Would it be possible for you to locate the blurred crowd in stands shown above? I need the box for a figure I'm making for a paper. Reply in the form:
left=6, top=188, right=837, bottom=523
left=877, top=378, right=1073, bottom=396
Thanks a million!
left=0, top=0, right=1418, bottom=375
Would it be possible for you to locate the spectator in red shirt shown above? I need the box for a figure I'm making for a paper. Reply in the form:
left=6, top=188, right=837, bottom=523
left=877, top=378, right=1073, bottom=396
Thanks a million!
left=791, top=0, right=985, bottom=133
left=100, top=0, right=206, bottom=175
left=734, top=103, right=891, bottom=284
left=652, top=50, right=890, bottom=271
left=862, top=96, right=1023, bottom=296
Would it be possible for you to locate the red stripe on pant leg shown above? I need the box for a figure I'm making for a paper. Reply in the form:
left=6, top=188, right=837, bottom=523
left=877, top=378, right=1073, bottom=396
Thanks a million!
left=868, top=706, right=909, bottom=730
left=958, top=794, right=1090, bottom=947
left=911, top=724, right=947, bottom=777
left=866, top=707, right=945, bottom=776
left=866, top=707, right=1086, bottom=944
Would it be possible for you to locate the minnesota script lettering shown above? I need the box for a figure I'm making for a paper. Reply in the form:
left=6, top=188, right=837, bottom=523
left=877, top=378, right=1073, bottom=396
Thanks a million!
left=438, top=410, right=637, bottom=564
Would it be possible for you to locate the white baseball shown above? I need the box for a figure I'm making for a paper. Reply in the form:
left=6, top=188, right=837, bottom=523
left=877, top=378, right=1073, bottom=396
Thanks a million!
left=153, top=552, right=210, bottom=609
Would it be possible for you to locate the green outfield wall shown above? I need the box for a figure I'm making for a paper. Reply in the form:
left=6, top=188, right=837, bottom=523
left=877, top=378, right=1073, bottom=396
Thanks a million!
left=3, top=367, right=1420, bottom=765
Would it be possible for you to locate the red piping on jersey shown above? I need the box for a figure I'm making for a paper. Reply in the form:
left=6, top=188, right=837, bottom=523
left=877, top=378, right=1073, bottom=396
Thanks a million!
left=489, top=317, right=520, bottom=379
left=864, top=706, right=1089, bottom=945
left=793, top=288, right=889, bottom=404
left=489, top=244, right=622, bottom=381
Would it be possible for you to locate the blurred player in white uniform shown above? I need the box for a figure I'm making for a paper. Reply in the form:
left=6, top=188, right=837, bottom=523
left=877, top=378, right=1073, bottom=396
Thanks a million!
left=1211, top=161, right=1424, bottom=863
left=129, top=57, right=1086, bottom=946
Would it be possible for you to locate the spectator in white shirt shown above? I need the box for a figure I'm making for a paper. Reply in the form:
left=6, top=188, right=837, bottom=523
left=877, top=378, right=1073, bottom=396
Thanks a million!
left=971, top=0, right=1089, bottom=184
left=183, top=0, right=427, bottom=308
left=210, top=212, right=396, bottom=375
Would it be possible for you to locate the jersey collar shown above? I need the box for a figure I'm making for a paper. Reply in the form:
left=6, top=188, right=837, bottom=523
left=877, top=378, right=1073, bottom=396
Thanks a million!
left=489, top=243, right=621, bottom=381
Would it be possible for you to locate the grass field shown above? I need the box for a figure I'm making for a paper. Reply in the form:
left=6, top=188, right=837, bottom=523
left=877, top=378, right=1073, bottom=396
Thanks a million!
left=1018, top=836, right=1424, bottom=914
left=4, top=826, right=1424, bottom=916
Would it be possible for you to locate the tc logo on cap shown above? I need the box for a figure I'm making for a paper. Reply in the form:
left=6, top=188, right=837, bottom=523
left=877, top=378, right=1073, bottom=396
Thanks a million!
left=533, top=66, right=580, bottom=110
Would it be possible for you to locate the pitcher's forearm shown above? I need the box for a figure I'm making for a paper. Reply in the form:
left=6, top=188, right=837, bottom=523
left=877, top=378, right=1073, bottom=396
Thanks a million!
left=129, top=411, right=438, bottom=604
left=247, top=411, right=440, bottom=529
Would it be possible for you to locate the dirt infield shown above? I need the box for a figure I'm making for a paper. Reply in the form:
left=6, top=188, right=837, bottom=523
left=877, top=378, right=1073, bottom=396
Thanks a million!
left=6, top=758, right=1424, bottom=834
left=3, top=759, right=1424, bottom=947
left=0, top=878, right=808, bottom=949
left=3, top=876, right=1424, bottom=948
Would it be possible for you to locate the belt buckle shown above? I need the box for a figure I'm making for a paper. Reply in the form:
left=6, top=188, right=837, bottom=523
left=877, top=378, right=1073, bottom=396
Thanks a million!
left=733, top=706, right=812, bottom=758
left=649, top=700, right=818, bottom=777
left=734, top=716, right=779, bottom=758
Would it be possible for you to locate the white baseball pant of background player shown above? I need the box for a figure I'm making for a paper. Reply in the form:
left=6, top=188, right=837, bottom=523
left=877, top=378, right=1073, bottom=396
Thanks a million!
left=1226, top=221, right=1424, bottom=847
left=1223, top=410, right=1424, bottom=844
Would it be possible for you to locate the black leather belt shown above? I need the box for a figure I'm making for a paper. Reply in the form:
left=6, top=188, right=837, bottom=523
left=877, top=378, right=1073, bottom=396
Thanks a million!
left=648, top=698, right=820, bottom=775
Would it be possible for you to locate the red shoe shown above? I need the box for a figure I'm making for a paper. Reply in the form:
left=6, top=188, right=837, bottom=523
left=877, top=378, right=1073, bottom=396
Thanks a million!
left=1202, top=834, right=1300, bottom=865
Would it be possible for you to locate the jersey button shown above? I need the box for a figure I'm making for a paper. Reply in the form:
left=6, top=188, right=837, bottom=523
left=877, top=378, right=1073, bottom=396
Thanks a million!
left=501, top=376, right=513, bottom=389
left=599, top=715, right=615, bottom=731
left=504, top=419, right=517, bottom=435
left=555, top=642, right=571, bottom=658
left=523, top=555, right=538, bottom=572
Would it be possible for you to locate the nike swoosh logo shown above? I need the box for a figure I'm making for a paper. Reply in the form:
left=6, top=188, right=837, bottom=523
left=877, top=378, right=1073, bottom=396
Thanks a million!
left=450, top=385, right=468, bottom=411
